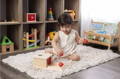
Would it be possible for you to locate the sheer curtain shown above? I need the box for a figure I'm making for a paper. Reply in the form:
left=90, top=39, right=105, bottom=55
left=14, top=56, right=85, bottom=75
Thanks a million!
left=81, top=0, right=120, bottom=37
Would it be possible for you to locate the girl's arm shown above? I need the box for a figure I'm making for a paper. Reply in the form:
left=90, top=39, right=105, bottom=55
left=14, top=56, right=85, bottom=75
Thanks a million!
left=75, top=31, right=84, bottom=44
left=52, top=32, right=64, bottom=55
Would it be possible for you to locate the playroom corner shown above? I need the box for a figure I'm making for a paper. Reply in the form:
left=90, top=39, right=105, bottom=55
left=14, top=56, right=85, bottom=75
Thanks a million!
left=0, top=0, right=120, bottom=79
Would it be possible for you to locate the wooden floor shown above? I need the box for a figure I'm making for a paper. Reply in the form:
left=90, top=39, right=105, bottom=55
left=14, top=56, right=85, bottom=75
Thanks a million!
left=63, top=57, right=120, bottom=79
left=0, top=45, right=120, bottom=79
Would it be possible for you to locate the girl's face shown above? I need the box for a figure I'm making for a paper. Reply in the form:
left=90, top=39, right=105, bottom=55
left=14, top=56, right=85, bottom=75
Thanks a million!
left=60, top=24, right=72, bottom=34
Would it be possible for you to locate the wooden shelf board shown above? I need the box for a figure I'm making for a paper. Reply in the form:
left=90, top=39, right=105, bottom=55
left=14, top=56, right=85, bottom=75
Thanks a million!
left=0, top=22, right=20, bottom=25
left=85, top=32, right=111, bottom=39
left=45, top=20, right=58, bottom=23
left=73, top=19, right=79, bottom=22
left=23, top=21, right=44, bottom=24
left=88, top=39, right=110, bottom=47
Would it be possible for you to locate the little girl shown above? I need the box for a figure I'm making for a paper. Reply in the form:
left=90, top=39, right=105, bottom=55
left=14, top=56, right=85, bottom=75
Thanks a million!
left=45, top=13, right=83, bottom=61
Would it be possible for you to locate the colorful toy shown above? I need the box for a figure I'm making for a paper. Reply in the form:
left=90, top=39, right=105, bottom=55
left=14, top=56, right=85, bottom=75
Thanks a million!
left=23, top=28, right=40, bottom=49
left=27, top=13, right=36, bottom=22
left=64, top=9, right=76, bottom=20
left=45, top=32, right=56, bottom=45
left=48, top=32, right=56, bottom=40
left=0, top=36, right=14, bottom=54
left=47, top=8, right=54, bottom=21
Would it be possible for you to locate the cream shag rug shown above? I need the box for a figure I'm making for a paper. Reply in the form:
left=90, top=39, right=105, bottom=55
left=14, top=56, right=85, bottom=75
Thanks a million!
left=2, top=45, right=120, bottom=79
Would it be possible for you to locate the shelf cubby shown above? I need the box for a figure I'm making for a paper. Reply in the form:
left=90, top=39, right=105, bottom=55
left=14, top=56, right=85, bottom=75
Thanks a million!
left=0, top=25, right=21, bottom=52
left=45, top=23, right=58, bottom=39
left=46, top=0, right=64, bottom=21
left=23, top=0, right=45, bottom=22
left=23, top=24, right=45, bottom=46
left=0, top=0, right=19, bottom=22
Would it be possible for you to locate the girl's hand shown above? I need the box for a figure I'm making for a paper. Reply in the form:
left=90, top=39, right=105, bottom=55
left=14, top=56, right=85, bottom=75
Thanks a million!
left=83, top=39, right=89, bottom=44
left=77, top=38, right=84, bottom=44
left=54, top=48, right=64, bottom=56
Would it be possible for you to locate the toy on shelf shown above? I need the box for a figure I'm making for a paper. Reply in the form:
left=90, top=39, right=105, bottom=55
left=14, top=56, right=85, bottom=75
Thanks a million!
left=45, top=36, right=51, bottom=45
left=27, top=13, right=36, bottom=22
left=0, top=36, right=14, bottom=54
left=64, top=9, right=76, bottom=20
left=45, top=32, right=56, bottom=45
left=23, top=28, right=40, bottom=49
left=47, top=8, right=54, bottom=21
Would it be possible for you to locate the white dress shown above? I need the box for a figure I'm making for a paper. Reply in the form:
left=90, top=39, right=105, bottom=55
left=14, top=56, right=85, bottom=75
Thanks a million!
left=58, top=29, right=78, bottom=56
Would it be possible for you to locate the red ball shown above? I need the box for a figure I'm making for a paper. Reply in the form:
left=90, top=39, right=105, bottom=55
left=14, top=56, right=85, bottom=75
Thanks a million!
left=59, top=52, right=64, bottom=56
left=83, top=39, right=88, bottom=44
left=58, top=62, right=64, bottom=67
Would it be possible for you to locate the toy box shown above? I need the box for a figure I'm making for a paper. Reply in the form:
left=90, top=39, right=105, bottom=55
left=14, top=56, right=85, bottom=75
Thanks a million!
left=27, top=13, right=36, bottom=22
left=33, top=53, right=52, bottom=68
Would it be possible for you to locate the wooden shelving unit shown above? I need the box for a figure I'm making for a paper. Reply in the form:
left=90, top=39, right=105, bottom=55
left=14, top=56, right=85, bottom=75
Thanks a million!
left=0, top=0, right=80, bottom=54
left=85, top=31, right=119, bottom=49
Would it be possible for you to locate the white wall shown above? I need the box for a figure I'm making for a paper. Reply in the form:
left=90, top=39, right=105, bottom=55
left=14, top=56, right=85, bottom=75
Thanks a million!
left=81, top=0, right=91, bottom=37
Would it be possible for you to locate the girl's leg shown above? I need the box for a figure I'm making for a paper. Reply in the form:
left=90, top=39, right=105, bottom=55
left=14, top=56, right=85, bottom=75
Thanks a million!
left=67, top=54, right=80, bottom=61
left=45, top=48, right=53, bottom=54
left=45, top=48, right=57, bottom=55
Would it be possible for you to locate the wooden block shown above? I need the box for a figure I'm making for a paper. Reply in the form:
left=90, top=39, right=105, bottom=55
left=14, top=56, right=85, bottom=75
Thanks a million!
left=1, top=45, right=6, bottom=54
left=10, top=44, right=14, bottom=53
left=33, top=53, right=52, bottom=68
left=27, top=13, right=36, bottom=22
left=1, top=44, right=14, bottom=54
left=33, top=62, right=64, bottom=71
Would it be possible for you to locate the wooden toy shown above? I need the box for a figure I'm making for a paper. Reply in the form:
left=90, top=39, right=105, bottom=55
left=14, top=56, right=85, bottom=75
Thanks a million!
left=0, top=36, right=14, bottom=54
left=45, top=36, right=51, bottom=45
left=64, top=9, right=76, bottom=20
left=33, top=53, right=53, bottom=68
left=27, top=13, right=36, bottom=22
left=23, top=28, right=39, bottom=49
left=32, top=53, right=66, bottom=71
left=48, top=32, right=56, bottom=40
left=47, top=8, right=54, bottom=21
left=45, top=32, right=56, bottom=45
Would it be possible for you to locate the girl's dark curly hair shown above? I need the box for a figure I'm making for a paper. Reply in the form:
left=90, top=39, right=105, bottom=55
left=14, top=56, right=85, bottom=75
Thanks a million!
left=58, top=13, right=73, bottom=27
